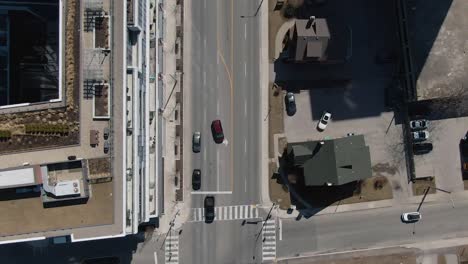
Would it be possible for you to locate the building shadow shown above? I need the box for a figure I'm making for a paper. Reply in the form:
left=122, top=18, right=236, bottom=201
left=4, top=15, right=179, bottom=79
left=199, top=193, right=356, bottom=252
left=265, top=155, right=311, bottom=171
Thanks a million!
left=0, top=235, right=144, bottom=264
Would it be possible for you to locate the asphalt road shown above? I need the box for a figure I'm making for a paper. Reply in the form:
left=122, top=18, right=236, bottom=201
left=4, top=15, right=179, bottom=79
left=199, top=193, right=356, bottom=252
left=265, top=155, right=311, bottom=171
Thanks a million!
left=277, top=199, right=467, bottom=259
left=183, top=0, right=263, bottom=263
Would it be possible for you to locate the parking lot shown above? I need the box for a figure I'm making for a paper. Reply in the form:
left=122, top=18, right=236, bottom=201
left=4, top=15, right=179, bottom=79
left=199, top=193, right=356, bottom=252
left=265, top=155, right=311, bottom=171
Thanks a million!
left=412, top=117, right=468, bottom=192
left=278, top=0, right=412, bottom=199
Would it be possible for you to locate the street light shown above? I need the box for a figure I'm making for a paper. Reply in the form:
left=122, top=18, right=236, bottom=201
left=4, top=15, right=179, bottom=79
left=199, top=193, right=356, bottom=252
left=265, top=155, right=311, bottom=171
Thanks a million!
left=241, top=0, right=265, bottom=18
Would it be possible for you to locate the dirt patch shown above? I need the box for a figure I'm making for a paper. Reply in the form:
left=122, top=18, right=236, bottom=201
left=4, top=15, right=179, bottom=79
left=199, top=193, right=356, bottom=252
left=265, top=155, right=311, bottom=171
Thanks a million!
left=268, top=0, right=289, bottom=61
left=290, top=175, right=393, bottom=209
left=269, top=83, right=284, bottom=158
left=412, top=177, right=436, bottom=196
left=94, top=16, right=109, bottom=49
left=88, top=157, right=111, bottom=175
left=269, top=161, right=291, bottom=209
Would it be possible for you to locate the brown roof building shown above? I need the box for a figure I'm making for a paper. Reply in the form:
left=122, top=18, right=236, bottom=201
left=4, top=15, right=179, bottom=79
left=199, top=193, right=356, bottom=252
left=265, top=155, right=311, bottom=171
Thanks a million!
left=289, top=17, right=331, bottom=62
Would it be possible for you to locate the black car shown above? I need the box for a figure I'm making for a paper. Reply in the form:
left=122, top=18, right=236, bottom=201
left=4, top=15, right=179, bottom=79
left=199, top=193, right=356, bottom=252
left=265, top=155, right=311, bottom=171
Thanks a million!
left=285, top=92, right=296, bottom=116
left=461, top=136, right=468, bottom=156
left=413, top=143, right=433, bottom=155
left=192, top=169, right=201, bottom=190
left=204, top=196, right=215, bottom=223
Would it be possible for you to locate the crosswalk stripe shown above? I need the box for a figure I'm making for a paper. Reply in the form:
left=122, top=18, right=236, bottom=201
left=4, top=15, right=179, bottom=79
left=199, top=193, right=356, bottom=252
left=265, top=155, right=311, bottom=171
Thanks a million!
left=189, top=205, right=262, bottom=222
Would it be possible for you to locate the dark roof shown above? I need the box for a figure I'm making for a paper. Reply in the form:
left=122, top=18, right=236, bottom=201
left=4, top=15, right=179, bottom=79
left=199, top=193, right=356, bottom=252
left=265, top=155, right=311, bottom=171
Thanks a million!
left=293, top=18, right=330, bottom=61
left=287, top=135, right=372, bottom=186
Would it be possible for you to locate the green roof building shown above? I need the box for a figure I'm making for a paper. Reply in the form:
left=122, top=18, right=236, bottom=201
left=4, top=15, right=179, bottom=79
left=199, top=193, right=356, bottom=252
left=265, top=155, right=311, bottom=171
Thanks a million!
left=286, top=135, right=372, bottom=186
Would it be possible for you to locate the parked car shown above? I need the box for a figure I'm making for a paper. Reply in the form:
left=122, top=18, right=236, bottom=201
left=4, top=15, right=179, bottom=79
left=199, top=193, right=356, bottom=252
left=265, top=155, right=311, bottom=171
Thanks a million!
left=317, top=111, right=332, bottom=131
left=410, top=119, right=429, bottom=130
left=204, top=196, right=215, bottom=223
left=192, top=169, right=201, bottom=190
left=211, top=120, right=224, bottom=144
left=401, top=212, right=421, bottom=223
left=285, top=92, right=296, bottom=116
left=413, top=143, right=433, bottom=155
left=103, top=127, right=110, bottom=140
left=461, top=136, right=468, bottom=156
left=412, top=130, right=429, bottom=142
left=192, top=132, right=201, bottom=153
left=104, top=141, right=110, bottom=154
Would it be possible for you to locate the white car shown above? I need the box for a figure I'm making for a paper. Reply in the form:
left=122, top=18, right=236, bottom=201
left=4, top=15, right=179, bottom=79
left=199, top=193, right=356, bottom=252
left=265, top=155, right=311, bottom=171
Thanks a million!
left=412, top=130, right=429, bottom=142
left=401, top=212, right=421, bottom=223
left=410, top=119, right=429, bottom=130
left=317, top=111, right=332, bottom=131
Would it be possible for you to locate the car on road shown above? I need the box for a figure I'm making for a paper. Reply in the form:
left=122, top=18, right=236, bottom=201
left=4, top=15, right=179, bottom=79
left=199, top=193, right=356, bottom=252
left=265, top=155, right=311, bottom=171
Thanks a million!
left=412, top=130, right=429, bottom=142
left=285, top=92, right=296, bottom=116
left=413, top=143, right=433, bottom=155
left=410, top=119, right=429, bottom=130
left=192, top=169, right=201, bottom=190
left=192, top=131, right=201, bottom=153
left=317, top=111, right=332, bottom=131
left=204, top=196, right=215, bottom=223
left=401, top=212, right=421, bottom=223
left=211, top=120, right=224, bottom=144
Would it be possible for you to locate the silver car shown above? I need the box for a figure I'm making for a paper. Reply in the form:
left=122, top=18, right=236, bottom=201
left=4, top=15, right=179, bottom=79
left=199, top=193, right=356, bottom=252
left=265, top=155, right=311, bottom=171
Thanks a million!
left=192, top=132, right=201, bottom=153
left=412, top=130, right=429, bottom=142
left=410, top=119, right=429, bottom=130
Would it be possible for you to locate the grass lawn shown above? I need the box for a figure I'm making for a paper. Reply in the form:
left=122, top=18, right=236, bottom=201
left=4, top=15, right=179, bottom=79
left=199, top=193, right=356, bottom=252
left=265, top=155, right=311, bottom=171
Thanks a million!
left=412, top=177, right=436, bottom=196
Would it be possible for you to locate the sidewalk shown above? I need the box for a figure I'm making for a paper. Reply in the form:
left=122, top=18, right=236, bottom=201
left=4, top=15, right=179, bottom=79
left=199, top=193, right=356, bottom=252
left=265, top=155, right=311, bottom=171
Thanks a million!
left=156, top=0, right=191, bottom=234
left=274, top=189, right=465, bottom=219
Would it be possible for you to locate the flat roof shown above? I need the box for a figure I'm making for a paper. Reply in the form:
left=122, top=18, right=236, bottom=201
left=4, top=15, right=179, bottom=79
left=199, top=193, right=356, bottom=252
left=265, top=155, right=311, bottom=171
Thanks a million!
left=0, top=167, right=36, bottom=188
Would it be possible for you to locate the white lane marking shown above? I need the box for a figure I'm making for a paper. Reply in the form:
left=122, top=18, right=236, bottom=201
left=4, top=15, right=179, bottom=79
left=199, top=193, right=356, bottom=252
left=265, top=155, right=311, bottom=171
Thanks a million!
left=244, top=23, right=247, bottom=39
left=234, top=206, right=238, bottom=218
left=244, top=101, right=247, bottom=116
left=203, top=71, right=206, bottom=86
left=244, top=62, right=247, bottom=76
left=154, top=252, right=158, bottom=264
left=217, top=101, right=220, bottom=114
left=204, top=38, right=207, bottom=49
left=244, top=139, right=247, bottom=153
left=244, top=178, right=247, bottom=192
left=279, top=219, right=283, bottom=241
left=191, top=191, right=232, bottom=194
left=217, top=151, right=220, bottom=190
left=203, top=0, right=206, bottom=9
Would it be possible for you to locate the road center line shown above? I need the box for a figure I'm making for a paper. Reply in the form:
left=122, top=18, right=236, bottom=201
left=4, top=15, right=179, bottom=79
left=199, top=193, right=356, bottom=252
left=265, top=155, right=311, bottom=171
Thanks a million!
left=244, top=23, right=247, bottom=39
left=217, top=151, right=220, bottom=190
left=203, top=71, right=206, bottom=86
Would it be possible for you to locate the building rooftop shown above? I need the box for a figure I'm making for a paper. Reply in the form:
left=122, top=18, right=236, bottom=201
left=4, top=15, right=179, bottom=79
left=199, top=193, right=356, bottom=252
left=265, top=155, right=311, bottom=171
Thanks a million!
left=287, top=135, right=372, bottom=186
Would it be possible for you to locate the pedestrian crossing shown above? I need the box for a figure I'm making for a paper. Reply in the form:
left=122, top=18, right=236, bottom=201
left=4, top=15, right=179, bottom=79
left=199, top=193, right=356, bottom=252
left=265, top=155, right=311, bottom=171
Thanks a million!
left=262, top=219, right=276, bottom=262
left=190, top=205, right=259, bottom=222
left=165, top=234, right=179, bottom=264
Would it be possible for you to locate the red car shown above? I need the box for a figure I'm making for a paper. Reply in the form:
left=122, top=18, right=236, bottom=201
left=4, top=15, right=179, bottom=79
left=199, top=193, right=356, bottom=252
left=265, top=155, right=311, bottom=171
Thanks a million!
left=211, top=120, right=224, bottom=144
